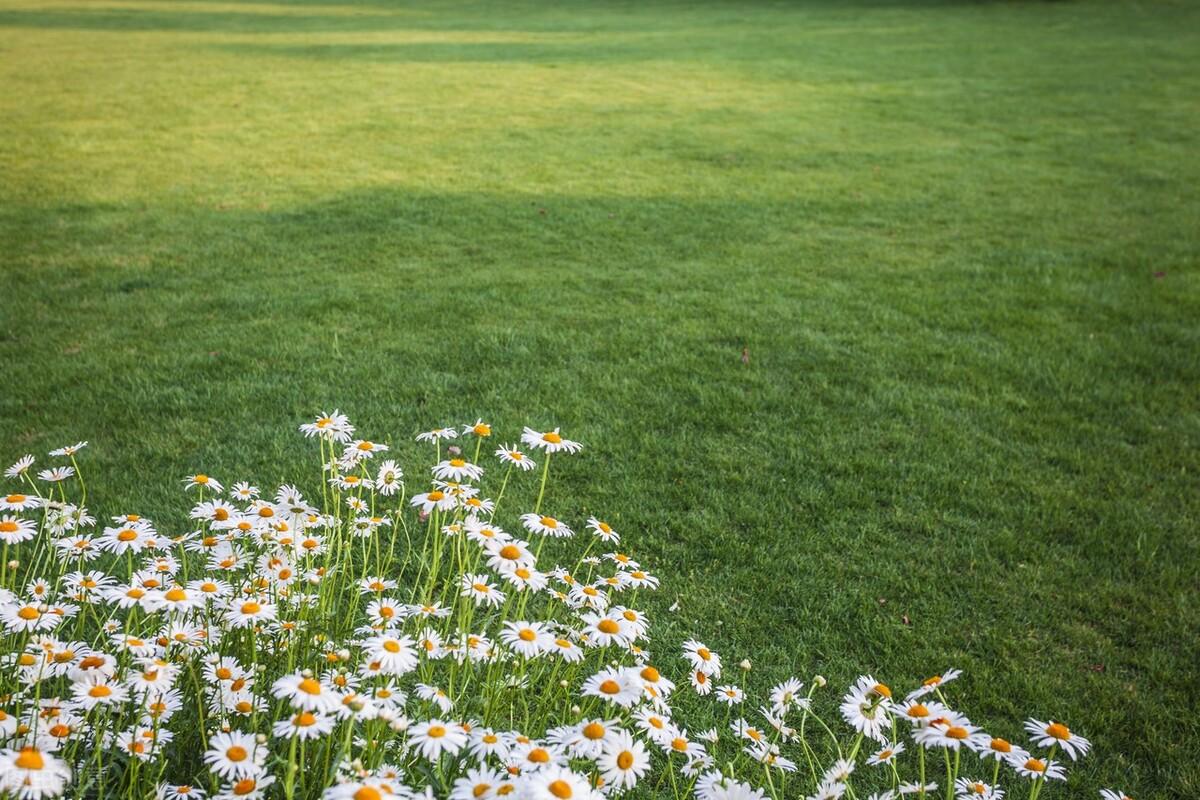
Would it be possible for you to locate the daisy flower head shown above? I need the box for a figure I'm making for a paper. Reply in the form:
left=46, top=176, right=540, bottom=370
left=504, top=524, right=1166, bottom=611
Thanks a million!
left=159, top=784, right=207, bottom=800
left=867, top=741, right=906, bottom=766
left=1024, top=718, right=1091, bottom=760
left=213, top=774, right=274, bottom=800
left=840, top=676, right=894, bottom=743
left=4, top=455, right=35, bottom=479
left=433, top=458, right=484, bottom=483
left=581, top=667, right=643, bottom=708
left=907, top=668, right=963, bottom=700
left=520, top=427, right=582, bottom=454
left=49, top=441, right=88, bottom=457
left=583, top=516, right=620, bottom=543
left=410, top=488, right=456, bottom=514
left=374, top=461, right=403, bottom=496
left=203, top=731, right=265, bottom=779
left=494, top=444, right=536, bottom=471
left=770, top=677, right=805, bottom=713
left=1, top=493, right=41, bottom=512
left=521, top=513, right=574, bottom=539
left=1009, top=755, right=1066, bottom=781
left=501, top=621, right=553, bottom=659
left=461, top=574, right=506, bottom=608
left=716, top=685, right=745, bottom=705
left=973, top=736, right=1029, bottom=764
left=223, top=598, right=276, bottom=629
left=516, top=765, right=600, bottom=800
left=463, top=419, right=493, bottom=438
left=272, top=671, right=342, bottom=713
left=272, top=709, right=335, bottom=740
left=38, top=466, right=74, bottom=483
left=915, top=713, right=986, bottom=751
left=682, top=639, right=722, bottom=677
left=899, top=783, right=939, bottom=796
left=183, top=474, right=223, bottom=494
left=0, top=745, right=72, bottom=799
left=300, top=410, right=354, bottom=442
left=408, top=719, right=468, bottom=761
left=953, top=778, right=1002, bottom=799
left=0, top=516, right=36, bottom=545
left=416, top=427, right=458, bottom=443
left=1099, top=791, right=1134, bottom=800
left=597, top=729, right=650, bottom=791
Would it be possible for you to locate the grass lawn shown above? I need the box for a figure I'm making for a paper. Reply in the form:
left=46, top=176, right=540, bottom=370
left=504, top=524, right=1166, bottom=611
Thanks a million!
left=1, top=0, right=1198, bottom=795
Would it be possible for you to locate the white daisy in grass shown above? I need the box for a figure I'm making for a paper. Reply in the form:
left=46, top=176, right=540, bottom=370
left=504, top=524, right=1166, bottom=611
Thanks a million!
left=4, top=455, right=35, bottom=479
left=415, top=683, right=454, bottom=714
left=750, top=743, right=797, bottom=773
left=582, top=667, right=643, bottom=708
left=203, top=730, right=266, bottom=779
left=567, top=582, right=610, bottom=612
left=682, top=639, right=722, bottom=676
left=300, top=410, right=354, bottom=442
left=272, top=709, right=335, bottom=740
left=230, top=481, right=258, bottom=501
left=1024, top=718, right=1091, bottom=760
left=494, top=444, right=536, bottom=471
left=621, top=568, right=659, bottom=589
left=520, top=427, right=583, bottom=454
left=867, top=741, right=906, bottom=766
left=213, top=774, right=274, bottom=800
left=953, top=778, right=1001, bottom=799
left=460, top=495, right=495, bottom=515
left=272, top=671, right=342, bottom=713
left=635, top=663, right=675, bottom=700
left=460, top=574, right=506, bottom=608
left=468, top=728, right=511, bottom=760
left=0, top=745, right=72, bottom=800
left=485, top=538, right=536, bottom=572
left=69, top=672, right=129, bottom=710
left=0, top=516, right=36, bottom=544
left=501, top=620, right=553, bottom=658
left=1099, top=791, right=1134, bottom=800
left=1, top=492, right=41, bottom=512
left=49, top=441, right=87, bottom=457
left=546, top=635, right=584, bottom=663
left=1008, top=755, right=1066, bottom=781
left=408, top=601, right=451, bottom=620
left=344, top=440, right=387, bottom=460
left=361, top=634, right=419, bottom=676
left=769, top=677, right=805, bottom=713
left=409, top=719, right=468, bottom=761
left=97, top=522, right=153, bottom=555
left=916, top=713, right=987, bottom=751
left=183, top=474, right=222, bottom=493
left=596, top=728, right=650, bottom=790
left=365, top=598, right=405, bottom=627
left=449, top=767, right=506, bottom=800
left=716, top=684, right=746, bottom=705
left=38, top=466, right=74, bottom=483
left=433, top=458, right=484, bottom=483
left=159, top=784, right=207, bottom=800
left=906, top=667, right=963, bottom=700
left=689, top=668, right=715, bottom=696
left=509, top=740, right=568, bottom=772
left=586, top=516, right=619, bottom=543
left=554, top=717, right=618, bottom=759
left=899, top=782, right=938, bottom=796
left=410, top=487, right=456, bottom=514
left=519, top=512, right=574, bottom=539
left=462, top=419, right=493, bottom=438
left=2, top=602, right=59, bottom=634
left=579, top=611, right=631, bottom=648
left=223, top=597, right=275, bottom=629
left=416, top=426, right=458, bottom=443
left=517, top=765, right=599, bottom=800
left=892, top=697, right=949, bottom=726
left=840, top=675, right=894, bottom=743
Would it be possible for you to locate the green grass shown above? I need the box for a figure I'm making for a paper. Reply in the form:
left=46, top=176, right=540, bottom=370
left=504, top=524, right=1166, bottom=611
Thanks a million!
left=1, top=0, right=1198, bottom=795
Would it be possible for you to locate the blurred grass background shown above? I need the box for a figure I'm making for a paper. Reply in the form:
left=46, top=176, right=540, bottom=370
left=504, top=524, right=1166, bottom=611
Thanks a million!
left=1, top=0, right=1197, bottom=795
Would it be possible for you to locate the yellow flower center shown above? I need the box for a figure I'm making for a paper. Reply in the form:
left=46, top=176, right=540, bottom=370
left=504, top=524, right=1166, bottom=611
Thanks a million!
left=117, top=529, right=138, bottom=542
left=0, top=521, right=18, bottom=533
left=15, top=748, right=44, bottom=770
left=599, top=679, right=621, bottom=695
left=617, top=751, right=634, bottom=769
left=17, top=606, right=39, bottom=620
left=547, top=780, right=572, bottom=799
left=427, top=725, right=446, bottom=738
left=383, top=640, right=401, bottom=653
left=1046, top=722, right=1071, bottom=740
left=597, top=619, right=620, bottom=635
left=543, top=432, right=563, bottom=444
left=226, top=746, right=248, bottom=762
left=165, top=588, right=187, bottom=602
left=240, top=602, right=261, bottom=615
left=540, top=516, right=557, bottom=528
left=89, top=685, right=112, bottom=698
left=298, top=678, right=322, bottom=695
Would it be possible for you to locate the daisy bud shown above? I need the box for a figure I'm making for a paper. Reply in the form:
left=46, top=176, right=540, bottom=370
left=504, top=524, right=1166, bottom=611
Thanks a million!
left=570, top=705, right=581, bottom=715
left=301, top=669, right=313, bottom=678
left=740, top=659, right=752, bottom=671
left=447, top=445, right=462, bottom=455
left=256, top=734, right=267, bottom=745
left=560, top=680, right=569, bottom=689
left=337, top=649, right=350, bottom=661
left=349, top=699, right=365, bottom=712
left=37, top=603, right=49, bottom=613
left=7, top=560, right=18, bottom=570
left=814, top=675, right=827, bottom=688
left=351, top=759, right=364, bottom=771
left=378, top=708, right=395, bottom=722
left=389, top=718, right=406, bottom=732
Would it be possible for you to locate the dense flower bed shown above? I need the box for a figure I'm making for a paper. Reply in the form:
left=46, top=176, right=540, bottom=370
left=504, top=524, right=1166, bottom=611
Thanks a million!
left=0, top=414, right=1127, bottom=800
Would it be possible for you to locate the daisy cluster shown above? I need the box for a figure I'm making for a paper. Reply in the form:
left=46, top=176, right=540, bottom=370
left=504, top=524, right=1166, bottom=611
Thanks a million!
left=0, top=417, right=1130, bottom=800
